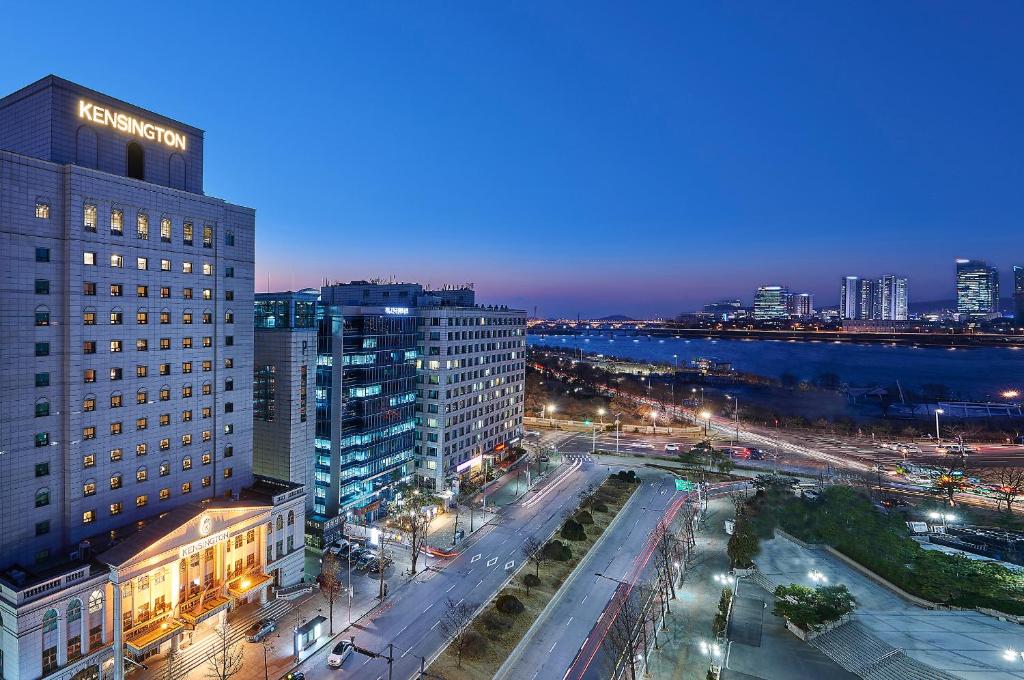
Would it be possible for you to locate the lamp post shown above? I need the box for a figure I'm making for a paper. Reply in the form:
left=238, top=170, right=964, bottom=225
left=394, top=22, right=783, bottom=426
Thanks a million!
left=547, top=403, right=557, bottom=426
left=928, top=511, right=957, bottom=530
left=700, top=410, right=712, bottom=437
left=614, top=412, right=623, bottom=454
left=934, top=408, right=944, bottom=445
left=725, top=395, right=739, bottom=445
left=650, top=411, right=658, bottom=436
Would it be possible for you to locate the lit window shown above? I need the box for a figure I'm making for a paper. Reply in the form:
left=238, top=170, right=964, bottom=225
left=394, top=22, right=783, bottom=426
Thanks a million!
left=160, top=217, right=171, bottom=242
left=182, top=261, right=193, bottom=274
left=110, top=254, right=124, bottom=268
left=110, top=209, right=123, bottom=235
left=136, top=213, right=149, bottom=240
left=83, top=251, right=96, bottom=266
left=110, top=502, right=122, bottom=515
left=202, top=263, right=213, bottom=276
left=35, top=202, right=50, bottom=219
left=160, top=259, right=171, bottom=272
left=136, top=257, right=148, bottom=271
left=84, top=204, right=97, bottom=231
left=202, top=225, right=213, bottom=248
left=183, top=222, right=193, bottom=245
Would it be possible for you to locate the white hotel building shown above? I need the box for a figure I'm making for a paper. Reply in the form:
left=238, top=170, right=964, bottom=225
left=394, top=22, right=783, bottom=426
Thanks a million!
left=0, top=76, right=303, bottom=680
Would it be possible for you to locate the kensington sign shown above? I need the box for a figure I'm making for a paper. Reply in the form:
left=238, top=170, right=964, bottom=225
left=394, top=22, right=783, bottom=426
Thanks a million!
left=78, top=99, right=187, bottom=151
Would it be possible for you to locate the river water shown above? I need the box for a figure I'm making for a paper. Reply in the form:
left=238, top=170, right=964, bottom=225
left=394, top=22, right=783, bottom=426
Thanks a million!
left=529, top=332, right=1024, bottom=400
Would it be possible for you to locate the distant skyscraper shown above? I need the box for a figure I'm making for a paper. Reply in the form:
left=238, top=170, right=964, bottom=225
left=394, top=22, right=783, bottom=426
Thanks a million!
left=753, top=286, right=790, bottom=320
left=956, top=259, right=1000, bottom=316
left=876, top=275, right=908, bottom=321
left=856, top=278, right=877, bottom=320
left=840, top=276, right=859, bottom=319
left=1014, top=266, right=1024, bottom=324
left=787, top=293, right=814, bottom=318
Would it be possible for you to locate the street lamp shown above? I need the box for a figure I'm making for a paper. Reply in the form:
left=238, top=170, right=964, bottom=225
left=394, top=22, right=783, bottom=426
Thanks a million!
left=725, top=395, right=739, bottom=445
left=614, top=412, right=623, bottom=454
left=699, top=639, right=723, bottom=674
left=928, top=511, right=957, bottom=529
left=807, top=570, right=828, bottom=584
left=700, top=410, right=712, bottom=437
left=1002, top=390, right=1020, bottom=400
left=650, top=410, right=658, bottom=435
left=1003, top=648, right=1023, bottom=662
left=934, top=408, right=944, bottom=444
left=547, top=403, right=557, bottom=425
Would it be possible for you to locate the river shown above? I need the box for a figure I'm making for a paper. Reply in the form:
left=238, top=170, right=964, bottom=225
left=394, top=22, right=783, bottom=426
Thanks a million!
left=529, top=332, right=1024, bottom=400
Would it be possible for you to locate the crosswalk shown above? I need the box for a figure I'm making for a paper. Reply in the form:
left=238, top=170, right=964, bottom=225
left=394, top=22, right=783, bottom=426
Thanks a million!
left=137, top=597, right=296, bottom=677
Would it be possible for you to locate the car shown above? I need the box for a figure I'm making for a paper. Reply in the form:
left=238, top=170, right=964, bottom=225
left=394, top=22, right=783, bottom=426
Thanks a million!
left=635, top=441, right=656, bottom=450
left=246, top=618, right=276, bottom=642
left=538, top=455, right=550, bottom=462
left=664, top=443, right=680, bottom=452
left=898, top=444, right=921, bottom=454
left=880, top=497, right=910, bottom=509
left=327, top=639, right=354, bottom=668
left=356, top=553, right=378, bottom=569
left=525, top=431, right=541, bottom=438
left=286, top=673, right=305, bottom=680
left=348, top=546, right=369, bottom=561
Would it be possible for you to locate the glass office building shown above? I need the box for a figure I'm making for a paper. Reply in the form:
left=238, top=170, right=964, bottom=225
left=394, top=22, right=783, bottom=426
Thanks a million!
left=956, top=259, right=1000, bottom=317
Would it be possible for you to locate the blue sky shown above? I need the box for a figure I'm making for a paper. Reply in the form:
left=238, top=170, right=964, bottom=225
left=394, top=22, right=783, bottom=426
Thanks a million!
left=2, top=2, right=1022, bottom=318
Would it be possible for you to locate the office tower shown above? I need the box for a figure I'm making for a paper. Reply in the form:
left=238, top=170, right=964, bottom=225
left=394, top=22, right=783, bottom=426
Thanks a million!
left=307, top=283, right=526, bottom=547
left=753, top=286, right=790, bottom=320
left=840, top=277, right=859, bottom=319
left=414, top=293, right=527, bottom=494
left=253, top=291, right=318, bottom=511
left=956, top=259, right=1000, bottom=316
left=876, top=275, right=908, bottom=321
left=1014, top=266, right=1024, bottom=324
left=787, top=293, right=814, bottom=319
left=0, top=76, right=303, bottom=680
left=856, top=278, right=877, bottom=320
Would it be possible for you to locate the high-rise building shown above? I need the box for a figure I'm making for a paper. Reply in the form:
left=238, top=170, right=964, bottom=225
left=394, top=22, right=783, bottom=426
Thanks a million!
left=307, top=283, right=526, bottom=546
left=786, top=293, right=814, bottom=319
left=839, top=277, right=859, bottom=319
left=0, top=76, right=304, bottom=680
left=1013, top=266, right=1024, bottom=324
left=856, top=278, right=877, bottom=320
left=414, top=293, right=527, bottom=494
left=956, top=259, right=1000, bottom=316
left=876, top=275, right=908, bottom=321
left=253, top=291, right=318, bottom=510
left=753, top=286, right=790, bottom=320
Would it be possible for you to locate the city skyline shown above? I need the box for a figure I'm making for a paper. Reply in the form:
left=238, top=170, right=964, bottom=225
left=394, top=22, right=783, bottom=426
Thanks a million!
left=1, top=2, right=1022, bottom=318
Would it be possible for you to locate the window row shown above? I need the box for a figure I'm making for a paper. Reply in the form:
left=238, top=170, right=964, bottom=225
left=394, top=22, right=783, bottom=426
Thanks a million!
left=81, top=252, right=232, bottom=277
left=80, top=308, right=232, bottom=325
left=80, top=475, right=233, bottom=522
left=82, top=282, right=235, bottom=301
left=81, top=205, right=233, bottom=247
left=82, top=446, right=232, bottom=467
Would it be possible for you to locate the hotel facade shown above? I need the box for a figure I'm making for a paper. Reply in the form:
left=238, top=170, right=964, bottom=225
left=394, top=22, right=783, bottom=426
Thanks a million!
left=0, top=76, right=303, bottom=680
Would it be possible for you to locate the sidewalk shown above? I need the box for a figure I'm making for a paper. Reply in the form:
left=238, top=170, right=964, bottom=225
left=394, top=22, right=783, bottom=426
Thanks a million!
left=644, top=495, right=734, bottom=680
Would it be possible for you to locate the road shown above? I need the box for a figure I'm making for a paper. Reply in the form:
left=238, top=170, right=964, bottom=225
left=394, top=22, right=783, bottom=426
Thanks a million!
left=292, top=455, right=608, bottom=680
left=495, top=473, right=681, bottom=680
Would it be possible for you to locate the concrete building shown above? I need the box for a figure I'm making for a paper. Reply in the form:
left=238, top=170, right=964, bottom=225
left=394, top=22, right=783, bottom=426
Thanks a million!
left=253, top=291, right=318, bottom=511
left=752, top=286, right=790, bottom=320
left=786, top=292, right=814, bottom=319
left=414, top=292, right=527, bottom=494
left=956, top=258, right=1000, bottom=317
left=0, top=76, right=303, bottom=680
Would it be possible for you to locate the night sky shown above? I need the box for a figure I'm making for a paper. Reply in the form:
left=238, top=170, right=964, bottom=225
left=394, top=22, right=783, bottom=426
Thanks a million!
left=2, top=2, right=1022, bottom=318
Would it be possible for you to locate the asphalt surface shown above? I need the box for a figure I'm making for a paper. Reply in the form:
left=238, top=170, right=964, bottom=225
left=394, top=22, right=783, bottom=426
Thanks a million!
left=291, top=456, right=608, bottom=680
left=495, top=473, right=681, bottom=680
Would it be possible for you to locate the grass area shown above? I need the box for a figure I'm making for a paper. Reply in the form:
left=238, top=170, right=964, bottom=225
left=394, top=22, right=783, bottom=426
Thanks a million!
left=427, top=473, right=641, bottom=679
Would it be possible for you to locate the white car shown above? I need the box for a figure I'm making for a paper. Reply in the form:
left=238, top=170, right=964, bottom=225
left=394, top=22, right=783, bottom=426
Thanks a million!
left=898, top=445, right=921, bottom=454
left=664, top=443, right=680, bottom=452
left=635, top=441, right=656, bottom=450
left=327, top=639, right=354, bottom=668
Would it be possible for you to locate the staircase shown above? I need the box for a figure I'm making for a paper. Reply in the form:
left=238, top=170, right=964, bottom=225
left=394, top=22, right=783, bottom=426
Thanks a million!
left=747, top=570, right=781, bottom=594
left=809, top=620, right=958, bottom=680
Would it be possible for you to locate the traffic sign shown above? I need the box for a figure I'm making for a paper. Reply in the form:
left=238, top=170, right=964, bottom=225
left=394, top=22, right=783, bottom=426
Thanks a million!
left=675, top=479, right=695, bottom=492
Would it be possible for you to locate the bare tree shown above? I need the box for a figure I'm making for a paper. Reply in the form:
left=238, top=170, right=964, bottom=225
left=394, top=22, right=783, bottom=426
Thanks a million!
left=375, top=530, right=396, bottom=600
left=405, top=510, right=432, bottom=576
left=164, top=645, right=186, bottom=680
left=521, top=535, right=546, bottom=579
left=601, top=587, right=644, bottom=680
left=320, top=551, right=344, bottom=635
left=204, top=622, right=245, bottom=680
left=437, top=597, right=475, bottom=668
left=651, top=521, right=678, bottom=600
left=992, top=467, right=1024, bottom=513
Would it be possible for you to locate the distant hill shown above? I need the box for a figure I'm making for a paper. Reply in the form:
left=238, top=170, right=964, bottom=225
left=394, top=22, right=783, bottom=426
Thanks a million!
left=909, top=297, right=1014, bottom=313
left=598, top=314, right=635, bottom=321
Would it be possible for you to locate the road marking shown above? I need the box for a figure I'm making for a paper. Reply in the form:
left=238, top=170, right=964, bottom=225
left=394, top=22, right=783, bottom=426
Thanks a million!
left=456, top=598, right=464, bottom=607
left=505, top=560, right=515, bottom=570
left=471, top=553, right=481, bottom=563
left=487, top=557, right=498, bottom=567
left=422, top=603, right=433, bottom=613
left=509, top=548, right=517, bottom=556
left=430, top=620, right=440, bottom=630
left=549, top=641, right=558, bottom=653
left=401, top=646, right=414, bottom=658
left=446, top=584, right=456, bottom=593
left=567, top=616, right=574, bottom=626
left=473, top=579, right=483, bottom=590
left=581, top=594, right=588, bottom=605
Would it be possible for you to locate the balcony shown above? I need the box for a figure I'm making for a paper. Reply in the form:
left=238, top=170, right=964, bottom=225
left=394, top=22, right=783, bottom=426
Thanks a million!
left=124, top=616, right=183, bottom=655
left=227, top=571, right=273, bottom=600
left=177, top=586, right=230, bottom=627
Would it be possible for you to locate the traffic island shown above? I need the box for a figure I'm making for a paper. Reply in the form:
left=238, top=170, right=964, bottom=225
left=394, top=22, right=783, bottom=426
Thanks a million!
left=427, top=472, right=642, bottom=680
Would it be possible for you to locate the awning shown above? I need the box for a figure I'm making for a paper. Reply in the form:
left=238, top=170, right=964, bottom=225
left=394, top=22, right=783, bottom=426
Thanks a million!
left=228, top=572, right=273, bottom=599
left=179, top=595, right=230, bottom=627
left=295, top=615, right=326, bottom=637
left=125, top=619, right=183, bottom=655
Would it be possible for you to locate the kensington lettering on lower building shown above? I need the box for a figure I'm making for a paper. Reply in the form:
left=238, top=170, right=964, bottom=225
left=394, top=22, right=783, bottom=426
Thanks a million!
left=78, top=99, right=187, bottom=150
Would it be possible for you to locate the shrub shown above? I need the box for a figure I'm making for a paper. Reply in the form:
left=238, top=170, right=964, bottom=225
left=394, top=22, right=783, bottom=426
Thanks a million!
left=480, top=611, right=512, bottom=635
left=772, top=584, right=855, bottom=631
left=575, top=510, right=594, bottom=525
left=462, top=629, right=488, bottom=658
left=561, top=519, right=586, bottom=541
left=593, top=502, right=609, bottom=513
left=495, top=593, right=525, bottom=615
left=613, top=470, right=640, bottom=484
left=542, top=540, right=572, bottom=561
left=524, top=573, right=542, bottom=588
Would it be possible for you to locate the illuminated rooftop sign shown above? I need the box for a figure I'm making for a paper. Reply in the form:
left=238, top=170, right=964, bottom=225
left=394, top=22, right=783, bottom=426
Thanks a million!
left=384, top=306, right=410, bottom=315
left=78, top=99, right=187, bottom=151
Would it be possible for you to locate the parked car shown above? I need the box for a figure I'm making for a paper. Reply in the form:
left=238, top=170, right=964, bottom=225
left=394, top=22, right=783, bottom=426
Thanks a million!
left=286, top=673, right=305, bottom=680
left=327, top=639, right=354, bottom=668
left=246, top=618, right=276, bottom=642
left=635, top=441, right=655, bottom=450
left=898, top=444, right=921, bottom=454
left=664, top=443, right=680, bottom=452
left=538, top=454, right=550, bottom=462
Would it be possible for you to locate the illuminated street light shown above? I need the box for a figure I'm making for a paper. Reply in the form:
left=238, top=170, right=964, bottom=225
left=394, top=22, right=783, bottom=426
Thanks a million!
left=934, top=408, right=944, bottom=444
left=1002, top=390, right=1020, bottom=400
left=650, top=410, right=659, bottom=434
left=808, top=570, right=828, bottom=583
left=1003, top=648, right=1023, bottom=662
